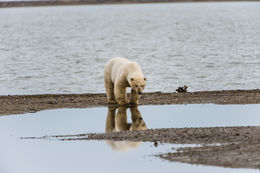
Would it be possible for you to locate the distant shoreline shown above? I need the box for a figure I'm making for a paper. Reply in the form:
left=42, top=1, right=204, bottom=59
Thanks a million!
left=0, top=0, right=258, bottom=8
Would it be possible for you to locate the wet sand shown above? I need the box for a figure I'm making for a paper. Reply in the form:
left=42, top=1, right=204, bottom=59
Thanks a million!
left=0, top=89, right=260, bottom=116
left=2, top=89, right=260, bottom=169
left=88, top=126, right=260, bottom=169
left=25, top=126, right=260, bottom=169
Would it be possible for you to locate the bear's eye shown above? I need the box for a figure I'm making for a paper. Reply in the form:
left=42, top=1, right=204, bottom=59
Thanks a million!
left=141, top=85, right=144, bottom=88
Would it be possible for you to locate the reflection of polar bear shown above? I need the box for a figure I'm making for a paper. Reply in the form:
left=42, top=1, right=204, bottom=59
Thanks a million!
left=104, top=57, right=146, bottom=105
left=105, top=106, right=147, bottom=152
left=129, top=106, right=147, bottom=131
left=105, top=106, right=147, bottom=133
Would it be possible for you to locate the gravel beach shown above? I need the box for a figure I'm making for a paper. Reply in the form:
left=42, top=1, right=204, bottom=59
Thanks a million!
left=2, top=89, right=260, bottom=169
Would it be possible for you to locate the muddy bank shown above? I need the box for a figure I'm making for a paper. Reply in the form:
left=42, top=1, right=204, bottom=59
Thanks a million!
left=28, top=126, right=260, bottom=169
left=159, top=141, right=260, bottom=169
left=53, top=126, right=260, bottom=144
left=0, top=89, right=260, bottom=115
left=11, top=89, right=260, bottom=169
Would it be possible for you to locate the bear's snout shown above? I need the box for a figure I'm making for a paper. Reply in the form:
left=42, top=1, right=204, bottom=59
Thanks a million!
left=138, top=91, right=142, bottom=95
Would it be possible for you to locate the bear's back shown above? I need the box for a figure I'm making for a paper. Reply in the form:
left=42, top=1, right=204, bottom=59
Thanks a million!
left=109, top=57, right=132, bottom=81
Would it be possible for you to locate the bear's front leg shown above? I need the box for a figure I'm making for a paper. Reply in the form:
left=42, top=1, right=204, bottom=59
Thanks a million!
left=114, top=84, right=129, bottom=105
left=130, top=89, right=141, bottom=105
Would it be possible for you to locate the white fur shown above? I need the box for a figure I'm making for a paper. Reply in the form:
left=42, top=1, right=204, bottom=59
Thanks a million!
left=104, top=57, right=146, bottom=105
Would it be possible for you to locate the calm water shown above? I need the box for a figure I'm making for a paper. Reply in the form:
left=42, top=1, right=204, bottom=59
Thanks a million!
left=1, top=104, right=260, bottom=173
left=0, top=2, right=260, bottom=95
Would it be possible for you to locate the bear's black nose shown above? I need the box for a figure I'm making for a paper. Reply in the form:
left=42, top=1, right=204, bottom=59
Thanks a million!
left=138, top=92, right=142, bottom=95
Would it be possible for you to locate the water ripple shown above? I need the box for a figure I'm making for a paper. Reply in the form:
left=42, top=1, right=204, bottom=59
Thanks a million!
left=0, top=2, right=260, bottom=95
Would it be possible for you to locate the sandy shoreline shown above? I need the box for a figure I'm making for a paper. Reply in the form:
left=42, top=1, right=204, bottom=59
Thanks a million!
left=1, top=89, right=260, bottom=115
left=2, top=89, right=260, bottom=169
left=25, top=126, right=260, bottom=169
left=0, top=0, right=259, bottom=8
left=85, top=126, right=260, bottom=169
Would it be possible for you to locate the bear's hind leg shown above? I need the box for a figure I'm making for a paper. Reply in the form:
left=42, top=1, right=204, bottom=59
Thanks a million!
left=104, top=76, right=116, bottom=104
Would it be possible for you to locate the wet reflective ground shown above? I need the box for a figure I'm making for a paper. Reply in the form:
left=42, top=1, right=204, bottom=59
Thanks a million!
left=1, top=104, right=260, bottom=173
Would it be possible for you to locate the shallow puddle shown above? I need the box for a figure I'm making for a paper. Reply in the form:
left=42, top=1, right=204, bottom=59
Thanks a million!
left=1, top=104, right=260, bottom=173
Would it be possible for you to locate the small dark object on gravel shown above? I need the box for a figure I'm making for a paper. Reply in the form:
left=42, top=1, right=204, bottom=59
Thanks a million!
left=154, top=141, right=158, bottom=147
left=176, top=85, right=188, bottom=92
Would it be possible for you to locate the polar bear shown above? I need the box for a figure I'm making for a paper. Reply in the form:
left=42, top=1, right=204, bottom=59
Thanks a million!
left=104, top=57, right=146, bottom=105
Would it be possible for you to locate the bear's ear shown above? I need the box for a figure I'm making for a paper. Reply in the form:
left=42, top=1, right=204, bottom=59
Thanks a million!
left=144, top=77, right=147, bottom=81
left=131, top=78, right=134, bottom=81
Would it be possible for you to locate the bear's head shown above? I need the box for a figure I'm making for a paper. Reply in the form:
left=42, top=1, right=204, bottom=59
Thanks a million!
left=130, top=77, right=146, bottom=95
